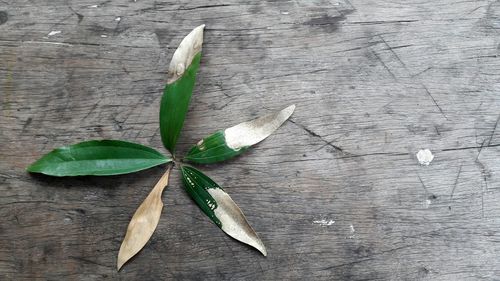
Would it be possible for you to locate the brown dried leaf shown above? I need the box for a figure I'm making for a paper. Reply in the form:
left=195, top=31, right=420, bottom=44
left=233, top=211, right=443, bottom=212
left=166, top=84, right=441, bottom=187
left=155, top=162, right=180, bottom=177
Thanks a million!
left=117, top=166, right=172, bottom=270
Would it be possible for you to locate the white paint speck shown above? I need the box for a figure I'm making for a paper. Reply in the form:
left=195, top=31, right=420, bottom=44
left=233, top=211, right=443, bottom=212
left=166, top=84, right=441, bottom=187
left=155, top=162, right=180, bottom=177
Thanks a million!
left=281, top=11, right=289, bottom=15
left=101, top=34, right=108, bottom=38
left=313, top=219, right=335, bottom=226
left=115, top=17, right=121, bottom=22
left=424, top=199, right=431, bottom=208
left=416, top=149, right=434, bottom=166
left=90, top=5, right=99, bottom=8
left=47, top=30, right=61, bottom=37
left=348, top=224, right=356, bottom=239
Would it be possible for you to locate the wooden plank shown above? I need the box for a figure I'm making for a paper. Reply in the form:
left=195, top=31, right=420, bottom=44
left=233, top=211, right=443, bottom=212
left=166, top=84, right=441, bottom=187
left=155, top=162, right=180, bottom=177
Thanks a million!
left=1, top=0, right=499, bottom=280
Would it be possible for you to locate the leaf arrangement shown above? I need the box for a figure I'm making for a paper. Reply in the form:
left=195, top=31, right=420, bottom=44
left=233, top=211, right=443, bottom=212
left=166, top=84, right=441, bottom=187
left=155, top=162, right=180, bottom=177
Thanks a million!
left=27, top=25, right=295, bottom=270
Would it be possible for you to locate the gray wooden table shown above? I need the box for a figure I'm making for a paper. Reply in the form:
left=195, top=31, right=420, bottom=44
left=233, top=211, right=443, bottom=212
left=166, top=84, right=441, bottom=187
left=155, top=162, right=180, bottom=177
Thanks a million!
left=1, top=0, right=500, bottom=280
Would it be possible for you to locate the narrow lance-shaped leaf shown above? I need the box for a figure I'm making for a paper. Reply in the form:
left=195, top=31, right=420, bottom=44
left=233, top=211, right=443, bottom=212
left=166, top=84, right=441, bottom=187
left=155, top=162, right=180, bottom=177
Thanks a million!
left=180, top=165, right=267, bottom=256
left=160, top=24, right=205, bottom=153
left=184, top=104, right=295, bottom=164
left=117, top=165, right=172, bottom=270
left=27, top=140, right=171, bottom=177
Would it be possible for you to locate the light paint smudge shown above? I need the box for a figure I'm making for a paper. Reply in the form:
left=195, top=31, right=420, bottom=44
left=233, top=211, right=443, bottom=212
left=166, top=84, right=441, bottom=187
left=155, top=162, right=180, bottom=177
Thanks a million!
left=348, top=224, right=356, bottom=239
left=47, top=30, right=61, bottom=37
left=416, top=149, right=434, bottom=166
left=424, top=199, right=431, bottom=208
left=313, top=219, right=335, bottom=226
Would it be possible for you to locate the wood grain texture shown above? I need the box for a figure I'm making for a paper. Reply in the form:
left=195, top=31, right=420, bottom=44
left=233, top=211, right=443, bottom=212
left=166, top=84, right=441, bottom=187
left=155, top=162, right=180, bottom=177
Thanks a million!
left=1, top=0, right=499, bottom=280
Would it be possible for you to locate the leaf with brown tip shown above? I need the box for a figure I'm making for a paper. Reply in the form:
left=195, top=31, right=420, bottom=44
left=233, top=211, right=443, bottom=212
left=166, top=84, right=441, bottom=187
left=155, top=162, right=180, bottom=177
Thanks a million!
left=160, top=25, right=205, bottom=153
left=180, top=165, right=267, bottom=256
left=117, top=166, right=172, bottom=270
left=184, top=105, right=295, bottom=164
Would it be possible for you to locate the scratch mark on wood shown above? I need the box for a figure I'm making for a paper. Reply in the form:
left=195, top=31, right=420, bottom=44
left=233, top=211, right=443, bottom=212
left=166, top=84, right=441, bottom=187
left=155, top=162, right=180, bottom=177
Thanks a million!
left=338, top=151, right=408, bottom=159
left=315, top=138, right=343, bottom=152
left=68, top=256, right=112, bottom=268
left=379, top=35, right=407, bottom=69
left=476, top=114, right=500, bottom=160
left=423, top=85, right=448, bottom=120
left=412, top=66, right=433, bottom=77
left=486, top=114, right=500, bottom=146
left=331, top=41, right=383, bottom=54
left=149, top=127, right=160, bottom=143
left=434, top=125, right=441, bottom=136
left=348, top=19, right=418, bottom=25
left=68, top=6, right=84, bottom=23
left=83, top=103, right=99, bottom=120
left=289, top=119, right=343, bottom=152
left=481, top=176, right=485, bottom=218
left=21, top=117, right=32, bottom=132
left=322, top=244, right=414, bottom=270
left=402, top=226, right=454, bottom=240
left=387, top=44, right=413, bottom=50
left=442, top=143, right=500, bottom=152
left=417, top=175, right=428, bottom=195
left=179, top=4, right=231, bottom=11
left=474, top=138, right=487, bottom=162
left=449, top=164, right=463, bottom=201
left=371, top=50, right=397, bottom=80
left=467, top=5, right=485, bottom=14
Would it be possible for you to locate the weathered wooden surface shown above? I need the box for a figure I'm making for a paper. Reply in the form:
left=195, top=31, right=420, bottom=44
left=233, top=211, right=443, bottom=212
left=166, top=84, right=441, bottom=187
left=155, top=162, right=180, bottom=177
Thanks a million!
left=1, top=0, right=500, bottom=280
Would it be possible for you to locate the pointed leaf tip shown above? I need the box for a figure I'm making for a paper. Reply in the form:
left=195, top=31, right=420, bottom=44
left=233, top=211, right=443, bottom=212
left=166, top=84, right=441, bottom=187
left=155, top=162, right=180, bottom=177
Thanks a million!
left=224, top=104, right=295, bottom=150
left=205, top=187, right=267, bottom=256
left=284, top=104, right=296, bottom=115
left=167, top=25, right=205, bottom=84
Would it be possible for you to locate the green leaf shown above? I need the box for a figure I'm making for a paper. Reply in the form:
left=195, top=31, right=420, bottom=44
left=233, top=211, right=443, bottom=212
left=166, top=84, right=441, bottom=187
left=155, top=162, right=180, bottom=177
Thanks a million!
left=160, top=25, right=205, bottom=153
left=180, top=165, right=267, bottom=256
left=27, top=140, right=171, bottom=176
left=184, top=104, right=295, bottom=164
